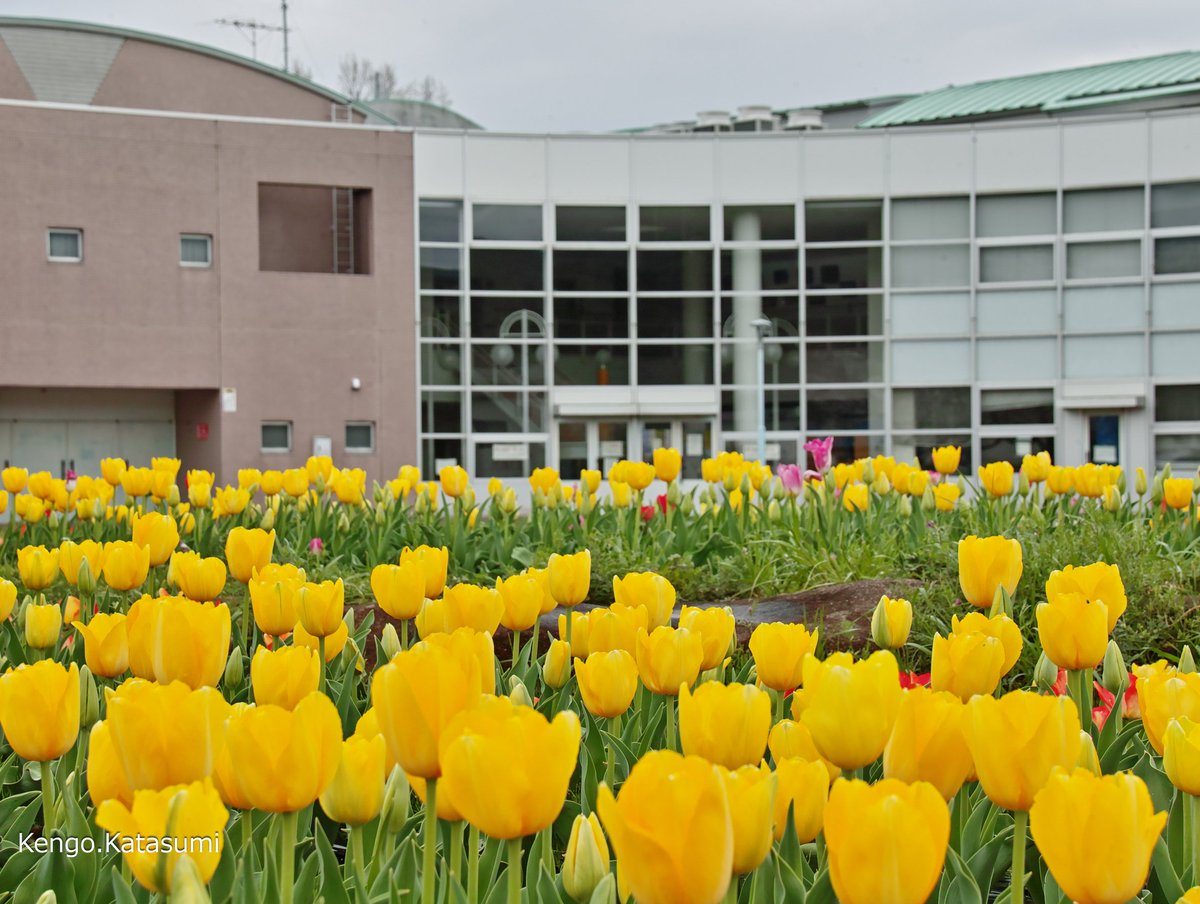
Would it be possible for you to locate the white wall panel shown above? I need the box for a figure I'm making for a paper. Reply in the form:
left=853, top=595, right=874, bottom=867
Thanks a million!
left=1153, top=333, right=1200, bottom=377
left=976, top=289, right=1057, bottom=335
left=889, top=131, right=972, bottom=195
left=1062, top=119, right=1147, bottom=187
left=548, top=139, right=630, bottom=201
left=975, top=126, right=1059, bottom=191
left=891, top=340, right=970, bottom=382
left=715, top=139, right=799, bottom=201
left=464, top=136, right=546, bottom=200
left=1152, top=283, right=1200, bottom=330
left=1151, top=114, right=1200, bottom=183
left=890, top=293, right=971, bottom=336
left=977, top=338, right=1057, bottom=381
left=802, top=135, right=886, bottom=198
left=631, top=139, right=714, bottom=201
left=1063, top=286, right=1145, bottom=332
left=1064, top=335, right=1144, bottom=378
left=414, top=133, right=464, bottom=197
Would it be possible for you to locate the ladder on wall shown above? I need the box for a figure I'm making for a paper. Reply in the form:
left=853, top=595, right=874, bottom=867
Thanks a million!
left=330, top=103, right=354, bottom=123
left=332, top=187, right=355, bottom=274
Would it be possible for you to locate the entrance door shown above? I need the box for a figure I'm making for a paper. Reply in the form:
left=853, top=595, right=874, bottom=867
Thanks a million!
left=1088, top=413, right=1121, bottom=465
left=12, top=420, right=68, bottom=477
left=640, top=419, right=713, bottom=479
left=68, top=421, right=120, bottom=477
left=556, top=421, right=629, bottom=477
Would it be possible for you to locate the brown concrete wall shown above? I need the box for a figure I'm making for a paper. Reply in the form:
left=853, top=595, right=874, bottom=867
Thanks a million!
left=0, top=36, right=31, bottom=100
left=0, top=103, right=417, bottom=484
left=175, top=390, right=222, bottom=477
left=258, top=183, right=336, bottom=273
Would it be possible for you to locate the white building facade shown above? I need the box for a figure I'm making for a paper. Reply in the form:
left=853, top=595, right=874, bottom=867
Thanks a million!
left=415, top=110, right=1200, bottom=479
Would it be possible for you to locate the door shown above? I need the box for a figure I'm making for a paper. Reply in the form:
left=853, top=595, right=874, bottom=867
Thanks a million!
left=67, top=421, right=119, bottom=478
left=12, top=420, right=68, bottom=477
left=119, top=420, right=176, bottom=468
left=556, top=420, right=629, bottom=476
left=1088, top=413, right=1121, bottom=465
left=640, top=419, right=713, bottom=479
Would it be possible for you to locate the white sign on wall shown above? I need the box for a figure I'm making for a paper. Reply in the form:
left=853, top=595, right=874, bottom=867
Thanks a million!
left=221, top=388, right=237, bottom=413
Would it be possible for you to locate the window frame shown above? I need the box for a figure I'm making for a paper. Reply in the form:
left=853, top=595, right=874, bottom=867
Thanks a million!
left=47, top=228, right=83, bottom=263
left=180, top=233, right=213, bottom=269
left=260, top=421, right=293, bottom=454
left=344, top=421, right=376, bottom=454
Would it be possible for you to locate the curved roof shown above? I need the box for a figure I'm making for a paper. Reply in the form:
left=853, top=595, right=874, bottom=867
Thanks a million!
left=0, top=16, right=393, bottom=123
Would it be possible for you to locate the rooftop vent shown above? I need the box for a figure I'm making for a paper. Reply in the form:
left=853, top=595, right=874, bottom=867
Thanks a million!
left=784, top=109, right=824, bottom=131
left=694, top=110, right=732, bottom=132
left=734, top=105, right=777, bottom=132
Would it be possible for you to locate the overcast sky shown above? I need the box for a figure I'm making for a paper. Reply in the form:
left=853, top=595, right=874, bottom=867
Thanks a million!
left=6, top=0, right=1200, bottom=131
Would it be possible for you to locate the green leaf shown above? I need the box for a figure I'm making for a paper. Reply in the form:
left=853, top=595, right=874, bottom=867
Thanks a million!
left=209, top=839, right=237, bottom=904
left=802, top=867, right=835, bottom=904
left=511, top=547, right=537, bottom=568
left=587, top=873, right=616, bottom=904
left=1151, top=833, right=1186, bottom=904
left=110, top=866, right=137, bottom=904
left=314, top=824, right=352, bottom=904
left=537, top=862, right=563, bottom=904
left=292, top=852, right=320, bottom=904
left=15, top=841, right=77, bottom=904
left=941, top=847, right=982, bottom=904
left=775, top=856, right=805, bottom=904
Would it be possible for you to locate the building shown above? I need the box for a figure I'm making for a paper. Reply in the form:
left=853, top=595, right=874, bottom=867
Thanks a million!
left=3, top=18, right=1200, bottom=483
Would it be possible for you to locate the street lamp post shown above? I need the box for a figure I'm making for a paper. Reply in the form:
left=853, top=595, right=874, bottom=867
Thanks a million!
left=750, top=317, right=772, bottom=462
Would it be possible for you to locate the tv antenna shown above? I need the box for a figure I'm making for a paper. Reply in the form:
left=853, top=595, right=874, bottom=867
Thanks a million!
left=215, top=1, right=290, bottom=68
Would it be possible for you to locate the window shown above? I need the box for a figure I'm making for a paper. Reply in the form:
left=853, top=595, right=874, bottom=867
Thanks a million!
left=805, top=201, right=882, bottom=242
left=807, top=389, right=884, bottom=431
left=47, top=228, right=82, bottom=262
left=1155, top=237, right=1200, bottom=275
left=473, top=204, right=542, bottom=241
left=805, top=247, right=882, bottom=289
left=420, top=248, right=461, bottom=290
left=891, top=198, right=969, bottom=240
left=893, top=387, right=970, bottom=430
left=553, top=250, right=628, bottom=291
left=979, top=245, right=1054, bottom=283
left=891, top=245, right=970, bottom=288
left=180, top=234, right=212, bottom=268
left=723, top=205, right=795, bottom=241
left=470, top=250, right=544, bottom=291
left=1066, top=240, right=1141, bottom=279
left=1157, top=385, right=1200, bottom=422
left=345, top=422, right=375, bottom=453
left=805, top=295, right=883, bottom=337
left=1064, top=188, right=1143, bottom=233
left=639, top=297, right=712, bottom=338
left=420, top=200, right=462, bottom=242
left=637, top=250, right=713, bottom=291
left=554, top=298, right=628, bottom=339
left=638, top=345, right=714, bottom=385
left=1152, top=182, right=1200, bottom=229
left=720, top=249, right=799, bottom=290
left=556, top=206, right=626, bottom=242
left=981, top=389, right=1054, bottom=426
left=639, top=206, right=709, bottom=242
left=976, top=194, right=1055, bottom=237
left=261, top=421, right=292, bottom=453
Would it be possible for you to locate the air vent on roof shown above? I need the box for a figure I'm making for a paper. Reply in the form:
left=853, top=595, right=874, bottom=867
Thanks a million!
left=694, top=110, right=732, bottom=132
left=734, top=105, right=776, bottom=132
left=784, top=109, right=824, bottom=131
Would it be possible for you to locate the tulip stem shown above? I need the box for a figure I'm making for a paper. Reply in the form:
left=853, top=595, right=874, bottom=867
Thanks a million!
left=278, top=810, right=297, bottom=904
left=240, top=811, right=253, bottom=862
left=349, top=825, right=366, bottom=887
left=318, top=635, right=327, bottom=693
left=402, top=619, right=410, bottom=650
left=40, top=759, right=56, bottom=835
left=449, top=820, right=464, bottom=885
left=468, top=824, right=480, bottom=904
left=506, top=838, right=522, bottom=904
left=1190, top=794, right=1200, bottom=886
left=1010, top=810, right=1027, bottom=904
left=512, top=630, right=522, bottom=674
left=773, top=690, right=785, bottom=724
left=664, top=695, right=677, bottom=752
left=422, top=778, right=439, bottom=904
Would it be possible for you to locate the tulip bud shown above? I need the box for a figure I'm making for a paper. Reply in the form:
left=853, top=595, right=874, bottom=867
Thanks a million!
left=167, top=484, right=181, bottom=507
left=509, top=678, right=534, bottom=708
left=500, top=488, right=518, bottom=514
left=989, top=584, right=1014, bottom=620
left=871, top=472, right=891, bottom=496
left=1017, top=471, right=1030, bottom=497
left=382, top=766, right=411, bottom=833
left=169, top=854, right=210, bottom=904
left=1076, top=730, right=1101, bottom=775
left=343, top=607, right=356, bottom=636
left=920, top=485, right=936, bottom=514
left=1135, top=467, right=1147, bottom=496
left=35, top=891, right=58, bottom=904
left=337, top=512, right=350, bottom=533
left=767, top=500, right=782, bottom=522
left=898, top=495, right=913, bottom=517
left=544, top=489, right=559, bottom=510
left=260, top=507, right=276, bottom=531
left=956, top=476, right=967, bottom=496
left=824, top=470, right=837, bottom=494
left=223, top=647, right=244, bottom=691
left=861, top=459, right=875, bottom=484
left=679, top=494, right=694, bottom=515
left=379, top=623, right=402, bottom=663
left=1103, top=485, right=1121, bottom=513
left=1152, top=472, right=1164, bottom=506
left=1034, top=651, right=1059, bottom=693
left=543, top=639, right=571, bottom=689
left=1102, top=640, right=1129, bottom=696
left=562, top=813, right=610, bottom=902
left=666, top=481, right=683, bottom=507
left=532, top=488, right=547, bottom=509
left=77, top=557, right=96, bottom=598
left=374, top=506, right=387, bottom=526
left=722, top=469, right=739, bottom=493
left=1181, top=646, right=1197, bottom=675
left=578, top=491, right=595, bottom=516
left=740, top=474, right=752, bottom=498
left=870, top=601, right=893, bottom=649
left=79, top=665, right=101, bottom=728
left=462, top=486, right=477, bottom=510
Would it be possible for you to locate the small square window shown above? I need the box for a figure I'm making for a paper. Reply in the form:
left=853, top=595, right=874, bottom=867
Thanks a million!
left=47, top=228, right=82, bottom=262
left=261, top=421, right=292, bottom=453
left=345, top=422, right=375, bottom=453
left=180, top=234, right=213, bottom=267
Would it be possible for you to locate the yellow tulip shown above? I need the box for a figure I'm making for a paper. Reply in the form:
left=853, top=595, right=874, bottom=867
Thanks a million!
left=1047, top=465, right=1075, bottom=495
left=1022, top=451, right=1053, bottom=484
left=1045, top=561, right=1127, bottom=631
left=749, top=622, right=821, bottom=692
left=767, top=719, right=840, bottom=782
left=1030, top=769, right=1166, bottom=904
left=74, top=613, right=129, bottom=678
left=679, top=682, right=770, bottom=769
left=59, top=539, right=106, bottom=586
left=934, top=483, right=960, bottom=511
left=962, top=690, right=1081, bottom=811
left=27, top=470, right=55, bottom=499
left=260, top=470, right=284, bottom=496
left=126, top=595, right=231, bottom=689
left=24, top=602, right=62, bottom=650
left=371, top=560, right=426, bottom=621
left=131, top=511, right=179, bottom=566
left=1036, top=592, right=1109, bottom=671
left=931, top=445, right=961, bottom=475
left=293, top=618, right=349, bottom=663
left=772, top=756, right=829, bottom=842
left=842, top=483, right=869, bottom=512
left=306, top=455, right=334, bottom=485
left=18, top=545, right=60, bottom=591
left=330, top=468, right=365, bottom=505
left=416, top=626, right=497, bottom=695
left=548, top=550, right=591, bottom=607
left=319, top=735, right=386, bottom=826
left=957, top=534, right=1023, bottom=609
left=102, top=540, right=151, bottom=592
left=562, top=812, right=611, bottom=902
left=0, top=660, right=79, bottom=761
left=597, top=750, right=733, bottom=904
left=978, top=460, right=1015, bottom=496
left=793, top=651, right=901, bottom=770
left=0, top=579, right=16, bottom=622
left=870, top=595, right=912, bottom=649
left=653, top=447, right=682, bottom=483
left=678, top=605, right=735, bottom=670
left=883, top=686, right=973, bottom=801
left=282, top=468, right=309, bottom=498
left=610, top=481, right=632, bottom=508
left=612, top=571, right=676, bottom=629
left=2, top=466, right=28, bottom=493
left=87, top=721, right=133, bottom=808
left=251, top=644, right=320, bottom=710
left=496, top=573, right=543, bottom=631
left=824, top=778, right=950, bottom=904
left=371, top=642, right=482, bottom=778
left=580, top=469, right=602, bottom=495
left=1164, top=717, right=1200, bottom=796
left=1164, top=477, right=1195, bottom=510
left=586, top=604, right=647, bottom=655
left=544, top=639, right=572, bottom=689
left=237, top=468, right=261, bottom=491
left=635, top=626, right=703, bottom=696
left=248, top=563, right=305, bottom=636
left=529, top=466, right=560, bottom=495
left=623, top=461, right=656, bottom=491
left=557, top=611, right=590, bottom=658
left=439, top=695, right=581, bottom=839
left=15, top=493, right=45, bottom=524
left=224, top=692, right=342, bottom=812
left=95, top=778, right=227, bottom=893
left=296, top=578, right=346, bottom=637
left=439, top=464, right=469, bottom=497
left=416, top=583, right=504, bottom=637
left=400, top=545, right=449, bottom=599
left=171, top=551, right=228, bottom=603
left=716, top=763, right=776, bottom=874
left=225, top=527, right=275, bottom=583
left=574, top=650, right=638, bottom=718
left=950, top=612, right=1023, bottom=675
left=930, top=630, right=1006, bottom=702
left=1139, top=668, right=1200, bottom=755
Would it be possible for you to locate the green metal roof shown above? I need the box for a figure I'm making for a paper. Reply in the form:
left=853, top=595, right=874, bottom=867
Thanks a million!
left=0, top=16, right=395, bottom=124
left=859, top=50, right=1200, bottom=128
